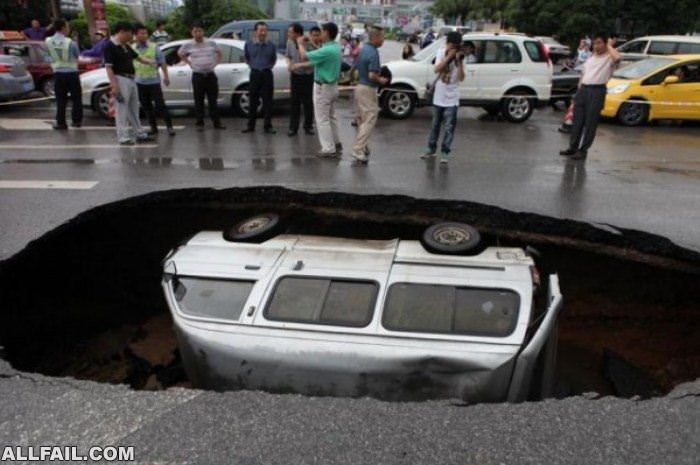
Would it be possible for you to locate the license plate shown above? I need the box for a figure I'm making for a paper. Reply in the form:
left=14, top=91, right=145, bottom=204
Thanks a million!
left=23, top=82, right=34, bottom=92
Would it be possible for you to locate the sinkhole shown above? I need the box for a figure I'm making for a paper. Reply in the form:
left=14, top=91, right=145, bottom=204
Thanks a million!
left=0, top=187, right=698, bottom=401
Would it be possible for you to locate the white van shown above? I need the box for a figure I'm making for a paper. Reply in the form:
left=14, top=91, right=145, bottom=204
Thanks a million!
left=162, top=215, right=563, bottom=403
left=618, top=35, right=700, bottom=61
left=382, top=33, right=552, bottom=122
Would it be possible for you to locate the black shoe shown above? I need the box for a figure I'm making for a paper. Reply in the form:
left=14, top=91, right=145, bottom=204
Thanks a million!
left=213, top=124, right=226, bottom=130
left=351, top=120, right=358, bottom=128
left=364, top=146, right=370, bottom=157
left=137, top=135, right=155, bottom=143
left=195, top=124, right=204, bottom=132
left=53, top=123, right=68, bottom=130
left=304, top=128, right=315, bottom=135
left=242, top=127, right=255, bottom=133
left=559, top=148, right=577, bottom=157
left=264, top=127, right=276, bottom=135
left=71, top=122, right=82, bottom=128
left=167, top=127, right=176, bottom=136
left=335, top=142, right=343, bottom=154
left=288, top=130, right=298, bottom=137
left=148, top=128, right=158, bottom=136
left=571, top=150, right=587, bottom=161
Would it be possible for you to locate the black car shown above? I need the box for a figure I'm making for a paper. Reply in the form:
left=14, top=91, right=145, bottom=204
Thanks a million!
left=212, top=19, right=319, bottom=51
left=551, top=68, right=580, bottom=107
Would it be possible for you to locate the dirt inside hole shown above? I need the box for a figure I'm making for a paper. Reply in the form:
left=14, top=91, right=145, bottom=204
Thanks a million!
left=0, top=188, right=698, bottom=399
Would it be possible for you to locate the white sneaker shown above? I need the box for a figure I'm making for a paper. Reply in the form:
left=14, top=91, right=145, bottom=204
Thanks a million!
left=439, top=153, right=449, bottom=164
left=352, top=152, right=368, bottom=163
left=420, top=152, right=436, bottom=160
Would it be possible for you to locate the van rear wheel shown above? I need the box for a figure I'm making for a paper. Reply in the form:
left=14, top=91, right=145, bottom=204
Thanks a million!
left=421, top=222, right=481, bottom=255
left=224, top=213, right=282, bottom=242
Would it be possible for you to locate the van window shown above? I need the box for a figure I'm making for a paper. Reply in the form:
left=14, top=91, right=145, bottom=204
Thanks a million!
left=174, top=277, right=254, bottom=321
left=619, top=40, right=647, bottom=54
left=265, top=277, right=377, bottom=327
left=482, top=40, right=521, bottom=64
left=648, top=41, right=677, bottom=55
left=524, top=41, right=546, bottom=62
left=677, top=43, right=700, bottom=54
left=383, top=283, right=520, bottom=337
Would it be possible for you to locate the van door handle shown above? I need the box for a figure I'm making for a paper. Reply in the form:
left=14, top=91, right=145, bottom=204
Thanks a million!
left=511, top=69, right=519, bottom=72
left=175, top=71, right=186, bottom=76
left=246, top=305, right=256, bottom=317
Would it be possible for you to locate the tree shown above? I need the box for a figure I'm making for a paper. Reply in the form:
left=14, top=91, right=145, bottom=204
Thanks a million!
left=69, top=3, right=134, bottom=48
left=171, top=0, right=267, bottom=37
left=0, top=0, right=50, bottom=30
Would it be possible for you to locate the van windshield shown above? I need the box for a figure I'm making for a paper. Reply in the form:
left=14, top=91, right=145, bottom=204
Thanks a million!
left=412, top=38, right=445, bottom=61
left=383, top=283, right=520, bottom=337
left=613, top=57, right=676, bottom=79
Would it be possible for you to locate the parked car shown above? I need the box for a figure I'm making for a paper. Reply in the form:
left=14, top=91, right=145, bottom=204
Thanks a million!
left=162, top=215, right=563, bottom=403
left=0, top=54, right=34, bottom=101
left=0, top=40, right=100, bottom=96
left=551, top=66, right=581, bottom=107
left=382, top=33, right=552, bottom=122
left=602, top=54, right=700, bottom=125
left=80, top=38, right=290, bottom=119
left=534, top=36, right=571, bottom=63
left=617, top=35, right=700, bottom=62
left=212, top=19, right=319, bottom=50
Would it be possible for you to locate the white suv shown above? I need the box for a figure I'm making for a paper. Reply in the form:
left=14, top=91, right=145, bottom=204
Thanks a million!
left=162, top=214, right=563, bottom=403
left=382, top=33, right=552, bottom=122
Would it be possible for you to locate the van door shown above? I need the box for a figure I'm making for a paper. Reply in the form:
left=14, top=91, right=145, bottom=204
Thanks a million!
left=460, top=39, right=482, bottom=101
left=161, top=44, right=192, bottom=104
left=475, top=39, right=523, bottom=103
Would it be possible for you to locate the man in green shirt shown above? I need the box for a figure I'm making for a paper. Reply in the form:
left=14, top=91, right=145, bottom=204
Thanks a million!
left=292, top=22, right=342, bottom=157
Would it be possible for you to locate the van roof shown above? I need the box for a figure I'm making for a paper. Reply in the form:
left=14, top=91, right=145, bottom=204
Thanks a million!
left=630, top=35, right=700, bottom=43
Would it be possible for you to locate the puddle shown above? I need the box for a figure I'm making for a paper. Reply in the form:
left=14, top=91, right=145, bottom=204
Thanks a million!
left=0, top=187, right=698, bottom=399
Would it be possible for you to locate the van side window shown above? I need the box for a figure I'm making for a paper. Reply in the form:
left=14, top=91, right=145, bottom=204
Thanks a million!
left=173, top=277, right=254, bottom=321
left=677, top=43, right=700, bottom=54
left=619, top=40, right=647, bottom=54
left=648, top=41, right=677, bottom=55
left=265, top=277, right=377, bottom=327
left=482, top=40, right=521, bottom=64
left=524, top=41, right=546, bottom=62
left=383, top=283, right=520, bottom=337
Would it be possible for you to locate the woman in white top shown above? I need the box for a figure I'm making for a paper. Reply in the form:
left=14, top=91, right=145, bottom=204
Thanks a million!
left=421, top=31, right=465, bottom=164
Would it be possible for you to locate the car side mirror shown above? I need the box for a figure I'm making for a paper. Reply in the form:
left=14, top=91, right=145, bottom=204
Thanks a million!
left=663, top=75, right=679, bottom=85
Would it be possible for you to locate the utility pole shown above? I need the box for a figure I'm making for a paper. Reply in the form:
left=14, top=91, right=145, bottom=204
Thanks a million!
left=82, top=0, right=96, bottom=40
left=49, top=0, right=61, bottom=18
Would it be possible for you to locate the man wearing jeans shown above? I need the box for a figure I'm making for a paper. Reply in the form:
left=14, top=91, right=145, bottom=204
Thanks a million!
left=293, top=22, right=342, bottom=157
left=421, top=32, right=464, bottom=164
left=178, top=23, right=224, bottom=131
left=351, top=25, right=389, bottom=164
left=243, top=21, right=277, bottom=134
left=560, top=32, right=621, bottom=161
left=104, top=22, right=155, bottom=145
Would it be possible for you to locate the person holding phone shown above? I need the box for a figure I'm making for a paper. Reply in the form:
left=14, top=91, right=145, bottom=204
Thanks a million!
left=421, top=31, right=465, bottom=164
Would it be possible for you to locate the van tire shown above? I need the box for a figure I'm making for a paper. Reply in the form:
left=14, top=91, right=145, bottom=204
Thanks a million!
left=421, top=222, right=481, bottom=255
left=500, top=90, right=534, bottom=123
left=224, top=213, right=282, bottom=242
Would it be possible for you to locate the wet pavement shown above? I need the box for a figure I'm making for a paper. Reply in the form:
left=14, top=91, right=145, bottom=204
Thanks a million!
left=0, top=98, right=699, bottom=259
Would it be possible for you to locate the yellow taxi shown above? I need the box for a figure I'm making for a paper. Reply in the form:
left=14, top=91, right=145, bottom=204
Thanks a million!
left=602, top=55, right=700, bottom=125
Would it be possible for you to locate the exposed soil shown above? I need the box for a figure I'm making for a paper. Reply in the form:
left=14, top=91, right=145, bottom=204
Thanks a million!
left=0, top=187, right=698, bottom=398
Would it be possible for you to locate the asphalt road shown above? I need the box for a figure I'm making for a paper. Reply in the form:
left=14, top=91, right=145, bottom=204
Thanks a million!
left=1, top=42, right=699, bottom=462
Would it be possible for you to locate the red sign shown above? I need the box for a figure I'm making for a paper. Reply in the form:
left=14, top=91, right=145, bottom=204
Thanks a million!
left=91, top=0, right=107, bottom=31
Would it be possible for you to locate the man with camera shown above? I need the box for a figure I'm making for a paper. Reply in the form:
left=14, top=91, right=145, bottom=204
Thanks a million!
left=421, top=31, right=465, bottom=164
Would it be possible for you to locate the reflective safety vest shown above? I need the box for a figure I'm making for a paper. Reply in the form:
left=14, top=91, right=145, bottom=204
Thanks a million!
left=133, top=42, right=158, bottom=80
left=45, top=36, right=77, bottom=71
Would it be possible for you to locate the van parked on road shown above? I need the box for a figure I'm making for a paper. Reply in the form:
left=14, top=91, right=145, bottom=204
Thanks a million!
left=212, top=19, right=319, bottom=51
left=617, top=35, right=700, bottom=62
left=162, top=215, right=563, bottom=403
left=382, top=32, right=552, bottom=122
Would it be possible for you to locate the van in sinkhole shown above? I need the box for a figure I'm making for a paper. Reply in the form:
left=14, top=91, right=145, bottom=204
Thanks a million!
left=162, top=214, right=563, bottom=402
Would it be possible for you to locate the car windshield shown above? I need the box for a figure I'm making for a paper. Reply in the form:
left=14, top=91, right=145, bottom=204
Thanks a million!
left=411, top=37, right=445, bottom=61
left=613, top=57, right=676, bottom=79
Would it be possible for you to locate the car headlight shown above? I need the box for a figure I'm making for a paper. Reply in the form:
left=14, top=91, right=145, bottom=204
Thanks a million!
left=607, top=83, right=630, bottom=95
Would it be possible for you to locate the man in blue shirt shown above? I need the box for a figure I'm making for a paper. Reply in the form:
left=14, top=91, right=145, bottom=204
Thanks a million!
left=243, top=22, right=277, bottom=134
left=133, top=24, right=174, bottom=136
left=351, top=25, right=388, bottom=163
left=44, top=19, right=82, bottom=130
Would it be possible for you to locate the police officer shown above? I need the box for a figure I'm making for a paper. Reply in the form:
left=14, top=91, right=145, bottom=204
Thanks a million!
left=133, top=23, right=174, bottom=136
left=45, top=19, right=82, bottom=130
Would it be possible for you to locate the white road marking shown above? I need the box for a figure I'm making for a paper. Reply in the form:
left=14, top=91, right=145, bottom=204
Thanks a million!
left=0, top=144, right=158, bottom=149
left=0, top=118, right=184, bottom=131
left=0, top=180, right=98, bottom=189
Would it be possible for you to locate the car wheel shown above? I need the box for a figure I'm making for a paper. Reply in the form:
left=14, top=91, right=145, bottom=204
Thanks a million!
left=382, top=88, right=415, bottom=119
left=224, top=213, right=282, bottom=242
left=501, top=91, right=534, bottom=123
left=40, top=77, right=55, bottom=97
left=232, top=86, right=263, bottom=117
left=421, top=222, right=482, bottom=255
left=617, top=101, right=648, bottom=126
left=92, top=88, right=111, bottom=119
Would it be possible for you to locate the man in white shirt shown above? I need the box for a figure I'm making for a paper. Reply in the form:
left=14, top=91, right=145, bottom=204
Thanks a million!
left=560, top=32, right=621, bottom=161
left=421, top=32, right=465, bottom=164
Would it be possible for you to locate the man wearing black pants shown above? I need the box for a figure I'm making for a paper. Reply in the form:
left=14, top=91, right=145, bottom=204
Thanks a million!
left=243, top=22, right=277, bottom=134
left=45, top=19, right=82, bottom=129
left=285, top=23, right=315, bottom=136
left=560, top=33, right=621, bottom=161
left=178, top=23, right=224, bottom=131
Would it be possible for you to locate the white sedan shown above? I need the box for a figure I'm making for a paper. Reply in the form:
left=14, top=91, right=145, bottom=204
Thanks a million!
left=80, top=38, right=291, bottom=118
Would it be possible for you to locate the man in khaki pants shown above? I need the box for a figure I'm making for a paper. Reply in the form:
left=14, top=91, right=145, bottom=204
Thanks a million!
left=351, top=26, right=388, bottom=163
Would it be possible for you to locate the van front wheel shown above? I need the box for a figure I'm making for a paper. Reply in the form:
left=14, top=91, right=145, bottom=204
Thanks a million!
left=501, top=91, right=534, bottom=123
left=421, top=222, right=481, bottom=255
